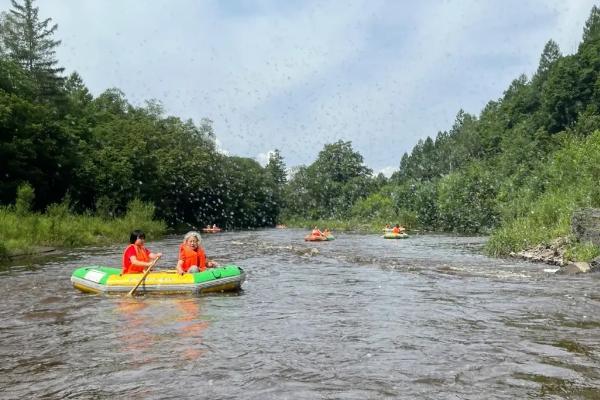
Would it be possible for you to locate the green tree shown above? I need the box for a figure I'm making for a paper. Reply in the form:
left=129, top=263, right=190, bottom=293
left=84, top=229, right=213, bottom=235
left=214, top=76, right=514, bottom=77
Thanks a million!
left=535, top=40, right=561, bottom=78
left=581, top=5, right=600, bottom=46
left=1, top=0, right=64, bottom=97
left=265, top=149, right=287, bottom=186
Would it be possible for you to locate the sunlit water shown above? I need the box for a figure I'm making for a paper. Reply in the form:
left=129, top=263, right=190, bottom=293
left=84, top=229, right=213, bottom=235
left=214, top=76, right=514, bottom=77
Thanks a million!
left=1, top=229, right=599, bottom=399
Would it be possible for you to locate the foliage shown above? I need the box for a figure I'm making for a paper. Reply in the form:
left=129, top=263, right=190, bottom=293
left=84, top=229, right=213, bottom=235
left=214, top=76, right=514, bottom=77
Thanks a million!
left=487, top=130, right=600, bottom=255
left=282, top=140, right=374, bottom=219
left=1, top=0, right=64, bottom=98
left=14, top=181, right=34, bottom=216
left=0, top=200, right=166, bottom=257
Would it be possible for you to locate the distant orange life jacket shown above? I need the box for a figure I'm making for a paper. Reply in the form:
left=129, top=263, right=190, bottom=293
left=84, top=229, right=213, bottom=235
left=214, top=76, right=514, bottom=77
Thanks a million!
left=312, top=229, right=322, bottom=236
left=179, top=244, right=207, bottom=272
left=392, top=227, right=400, bottom=234
left=122, top=244, right=150, bottom=274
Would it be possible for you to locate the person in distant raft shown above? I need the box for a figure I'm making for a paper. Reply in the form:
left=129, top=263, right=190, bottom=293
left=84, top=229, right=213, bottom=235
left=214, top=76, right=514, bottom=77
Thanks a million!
left=392, top=224, right=401, bottom=234
left=176, top=231, right=217, bottom=275
left=122, top=230, right=163, bottom=274
left=311, top=226, right=324, bottom=237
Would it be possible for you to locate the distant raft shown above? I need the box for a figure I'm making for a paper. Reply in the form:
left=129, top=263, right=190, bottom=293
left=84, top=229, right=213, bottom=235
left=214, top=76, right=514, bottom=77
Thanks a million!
left=202, top=227, right=222, bottom=233
left=304, top=234, right=335, bottom=241
left=383, top=232, right=409, bottom=239
left=71, top=265, right=245, bottom=295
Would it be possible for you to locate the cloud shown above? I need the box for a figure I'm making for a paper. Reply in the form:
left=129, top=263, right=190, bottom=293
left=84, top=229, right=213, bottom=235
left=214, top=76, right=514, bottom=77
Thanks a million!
left=377, top=166, right=396, bottom=178
left=255, top=150, right=275, bottom=167
left=2, top=0, right=597, bottom=174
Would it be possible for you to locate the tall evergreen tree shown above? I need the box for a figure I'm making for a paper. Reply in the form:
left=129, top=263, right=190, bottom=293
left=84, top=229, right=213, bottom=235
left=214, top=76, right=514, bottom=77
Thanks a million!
left=581, top=5, right=600, bottom=46
left=536, top=39, right=561, bottom=77
left=1, top=0, right=64, bottom=96
left=265, top=149, right=287, bottom=186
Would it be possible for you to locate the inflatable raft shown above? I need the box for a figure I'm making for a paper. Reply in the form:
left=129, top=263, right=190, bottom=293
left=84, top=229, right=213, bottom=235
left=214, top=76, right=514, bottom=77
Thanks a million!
left=383, top=232, right=409, bottom=239
left=71, top=265, right=245, bottom=295
left=304, top=234, right=335, bottom=241
left=202, top=228, right=222, bottom=233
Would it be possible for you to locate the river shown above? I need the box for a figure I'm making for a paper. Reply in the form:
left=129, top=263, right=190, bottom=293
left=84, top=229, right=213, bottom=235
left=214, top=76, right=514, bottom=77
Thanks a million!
left=1, top=229, right=599, bottom=399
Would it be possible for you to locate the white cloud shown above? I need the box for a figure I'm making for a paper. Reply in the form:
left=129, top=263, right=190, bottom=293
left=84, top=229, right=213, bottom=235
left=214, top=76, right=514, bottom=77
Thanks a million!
left=255, top=150, right=275, bottom=167
left=2, top=0, right=597, bottom=172
left=377, top=166, right=396, bottom=178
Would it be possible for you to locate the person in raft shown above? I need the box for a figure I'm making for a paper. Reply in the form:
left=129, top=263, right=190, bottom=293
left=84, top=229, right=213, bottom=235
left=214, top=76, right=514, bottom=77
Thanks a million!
left=311, top=226, right=324, bottom=237
left=122, top=230, right=163, bottom=274
left=391, top=224, right=406, bottom=234
left=323, top=228, right=332, bottom=237
left=176, top=231, right=218, bottom=275
left=383, top=223, right=392, bottom=232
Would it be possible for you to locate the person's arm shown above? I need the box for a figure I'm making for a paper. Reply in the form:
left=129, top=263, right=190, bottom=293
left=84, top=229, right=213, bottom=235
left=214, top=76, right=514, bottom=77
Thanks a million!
left=129, top=255, right=153, bottom=270
left=176, top=259, right=185, bottom=275
left=207, top=258, right=218, bottom=268
left=149, top=251, right=163, bottom=259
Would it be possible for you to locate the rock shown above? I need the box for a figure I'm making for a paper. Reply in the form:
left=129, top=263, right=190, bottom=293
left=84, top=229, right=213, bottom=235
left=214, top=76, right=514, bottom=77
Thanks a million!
left=556, top=262, right=590, bottom=274
left=572, top=208, right=600, bottom=246
left=590, top=256, right=600, bottom=273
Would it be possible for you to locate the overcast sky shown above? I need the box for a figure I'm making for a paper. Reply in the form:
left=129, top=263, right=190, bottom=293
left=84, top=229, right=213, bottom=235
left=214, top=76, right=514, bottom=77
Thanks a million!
left=1, top=0, right=597, bottom=175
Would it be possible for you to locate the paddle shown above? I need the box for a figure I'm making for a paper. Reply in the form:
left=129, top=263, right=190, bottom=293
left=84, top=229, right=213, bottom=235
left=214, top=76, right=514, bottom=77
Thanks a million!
left=127, top=255, right=161, bottom=297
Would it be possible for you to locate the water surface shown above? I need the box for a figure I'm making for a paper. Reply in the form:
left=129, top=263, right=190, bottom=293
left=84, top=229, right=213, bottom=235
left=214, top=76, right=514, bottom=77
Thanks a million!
left=1, top=229, right=599, bottom=399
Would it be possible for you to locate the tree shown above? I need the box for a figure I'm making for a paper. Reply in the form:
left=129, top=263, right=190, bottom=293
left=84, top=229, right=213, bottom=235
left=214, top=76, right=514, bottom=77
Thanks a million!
left=581, top=5, right=600, bottom=46
left=536, top=40, right=561, bottom=78
left=265, top=149, right=287, bottom=186
left=1, top=0, right=64, bottom=97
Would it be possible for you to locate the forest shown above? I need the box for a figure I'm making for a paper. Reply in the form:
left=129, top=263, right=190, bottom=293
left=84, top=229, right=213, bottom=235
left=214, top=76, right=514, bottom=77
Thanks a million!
left=2, top=0, right=600, bottom=260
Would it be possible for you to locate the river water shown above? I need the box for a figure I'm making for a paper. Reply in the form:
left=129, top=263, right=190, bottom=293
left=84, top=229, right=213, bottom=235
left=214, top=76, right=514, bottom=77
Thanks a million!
left=1, top=229, right=599, bottom=399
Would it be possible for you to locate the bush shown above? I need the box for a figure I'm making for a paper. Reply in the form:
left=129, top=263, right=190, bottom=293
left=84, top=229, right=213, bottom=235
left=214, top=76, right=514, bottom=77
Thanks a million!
left=15, top=182, right=35, bottom=216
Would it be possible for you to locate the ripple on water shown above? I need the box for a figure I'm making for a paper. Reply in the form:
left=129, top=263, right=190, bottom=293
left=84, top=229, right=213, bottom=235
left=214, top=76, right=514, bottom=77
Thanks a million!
left=1, top=230, right=600, bottom=398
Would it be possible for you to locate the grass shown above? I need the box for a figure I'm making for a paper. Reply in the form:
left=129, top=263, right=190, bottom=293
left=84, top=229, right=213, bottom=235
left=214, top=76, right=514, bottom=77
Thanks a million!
left=0, top=201, right=166, bottom=259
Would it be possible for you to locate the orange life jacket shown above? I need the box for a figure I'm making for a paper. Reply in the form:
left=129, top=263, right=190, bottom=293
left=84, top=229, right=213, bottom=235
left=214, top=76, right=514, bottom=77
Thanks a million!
left=122, top=244, right=150, bottom=274
left=392, top=227, right=400, bottom=234
left=311, top=229, right=322, bottom=236
left=179, top=244, right=207, bottom=272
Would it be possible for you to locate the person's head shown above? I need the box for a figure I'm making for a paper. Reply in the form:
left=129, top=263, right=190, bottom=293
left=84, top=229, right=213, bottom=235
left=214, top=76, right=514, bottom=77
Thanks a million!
left=395, top=224, right=399, bottom=228
left=183, top=231, right=202, bottom=249
left=129, top=229, right=145, bottom=245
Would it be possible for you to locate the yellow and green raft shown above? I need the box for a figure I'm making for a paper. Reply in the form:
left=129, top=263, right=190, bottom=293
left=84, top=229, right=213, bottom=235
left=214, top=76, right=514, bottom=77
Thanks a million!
left=71, top=265, right=245, bottom=295
left=383, top=232, right=409, bottom=239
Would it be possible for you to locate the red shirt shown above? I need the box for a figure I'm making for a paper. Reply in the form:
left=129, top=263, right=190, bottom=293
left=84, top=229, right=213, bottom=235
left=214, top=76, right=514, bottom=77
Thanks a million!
left=122, top=244, right=150, bottom=274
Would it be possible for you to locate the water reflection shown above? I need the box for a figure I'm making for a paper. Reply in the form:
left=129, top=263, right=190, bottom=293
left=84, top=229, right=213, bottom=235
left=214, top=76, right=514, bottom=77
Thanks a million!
left=114, top=297, right=209, bottom=363
left=115, top=299, right=157, bottom=364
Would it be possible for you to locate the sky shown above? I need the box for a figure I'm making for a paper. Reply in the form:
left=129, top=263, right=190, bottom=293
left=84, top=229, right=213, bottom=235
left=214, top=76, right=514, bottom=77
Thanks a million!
left=1, top=0, right=598, bottom=176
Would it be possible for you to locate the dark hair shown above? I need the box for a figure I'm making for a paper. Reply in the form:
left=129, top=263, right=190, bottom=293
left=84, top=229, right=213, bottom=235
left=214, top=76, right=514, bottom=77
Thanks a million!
left=129, top=229, right=146, bottom=244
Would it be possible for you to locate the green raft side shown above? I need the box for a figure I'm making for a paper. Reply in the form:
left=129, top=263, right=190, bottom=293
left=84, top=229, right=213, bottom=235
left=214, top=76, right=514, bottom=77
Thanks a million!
left=326, top=235, right=335, bottom=241
left=72, top=265, right=243, bottom=284
left=193, top=264, right=242, bottom=283
left=71, top=266, right=121, bottom=285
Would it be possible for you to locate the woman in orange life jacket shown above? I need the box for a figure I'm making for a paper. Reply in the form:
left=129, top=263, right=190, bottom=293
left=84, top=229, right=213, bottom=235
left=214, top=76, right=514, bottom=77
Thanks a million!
left=176, top=231, right=218, bottom=275
left=122, top=230, right=163, bottom=274
left=311, top=226, right=324, bottom=237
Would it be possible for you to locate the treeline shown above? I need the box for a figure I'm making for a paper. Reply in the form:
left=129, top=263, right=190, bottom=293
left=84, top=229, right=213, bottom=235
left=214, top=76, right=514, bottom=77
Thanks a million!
left=3, top=0, right=600, bottom=261
left=281, top=6, right=600, bottom=259
left=0, top=0, right=286, bottom=229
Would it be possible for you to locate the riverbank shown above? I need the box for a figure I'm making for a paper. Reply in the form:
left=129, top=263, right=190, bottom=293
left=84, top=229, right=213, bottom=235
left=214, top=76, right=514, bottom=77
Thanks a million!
left=0, top=201, right=166, bottom=260
left=282, top=217, right=415, bottom=234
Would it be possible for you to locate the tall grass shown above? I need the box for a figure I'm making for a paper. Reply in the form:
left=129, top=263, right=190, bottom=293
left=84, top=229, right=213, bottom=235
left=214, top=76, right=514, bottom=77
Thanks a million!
left=486, top=131, right=600, bottom=259
left=0, top=199, right=166, bottom=258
